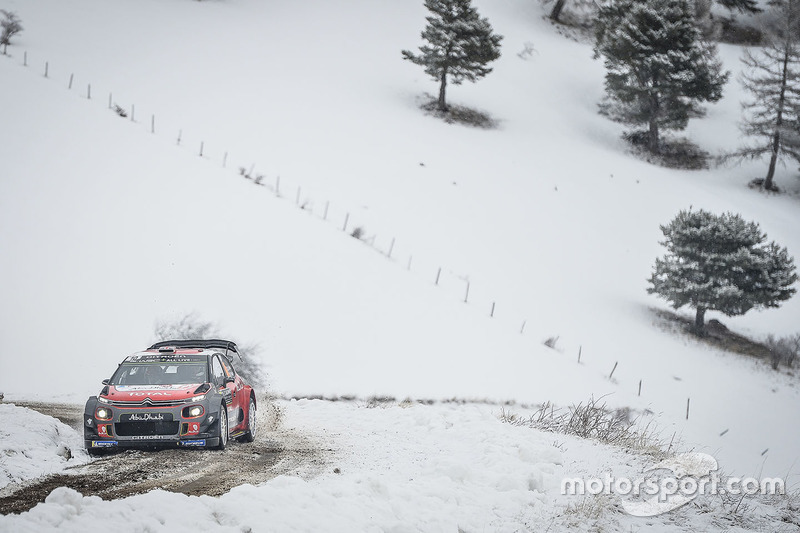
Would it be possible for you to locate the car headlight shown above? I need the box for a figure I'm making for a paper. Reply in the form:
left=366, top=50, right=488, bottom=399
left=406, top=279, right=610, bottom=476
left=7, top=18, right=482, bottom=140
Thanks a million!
left=98, top=397, right=110, bottom=404
left=182, top=405, right=205, bottom=418
left=95, top=407, right=112, bottom=420
left=190, top=394, right=206, bottom=403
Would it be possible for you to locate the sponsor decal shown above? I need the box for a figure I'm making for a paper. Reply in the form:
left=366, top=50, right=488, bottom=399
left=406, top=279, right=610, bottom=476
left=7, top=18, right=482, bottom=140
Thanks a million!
left=92, top=441, right=118, bottom=448
left=129, top=435, right=175, bottom=440
left=121, top=412, right=172, bottom=422
left=127, top=355, right=204, bottom=363
left=116, top=385, right=185, bottom=392
left=180, top=439, right=206, bottom=447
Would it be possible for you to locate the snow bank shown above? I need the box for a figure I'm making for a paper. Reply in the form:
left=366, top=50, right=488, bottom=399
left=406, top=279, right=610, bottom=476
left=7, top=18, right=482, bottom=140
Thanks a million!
left=1, top=400, right=567, bottom=531
left=0, top=401, right=570, bottom=531
left=0, top=404, right=89, bottom=490
left=1, top=400, right=794, bottom=532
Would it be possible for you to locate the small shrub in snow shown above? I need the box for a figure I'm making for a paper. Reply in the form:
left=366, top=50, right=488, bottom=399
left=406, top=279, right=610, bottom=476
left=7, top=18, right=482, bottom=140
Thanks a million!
left=516, top=41, right=536, bottom=60
left=113, top=104, right=128, bottom=118
left=364, top=395, right=396, bottom=408
left=501, top=396, right=669, bottom=456
left=350, top=226, right=364, bottom=240
left=563, top=493, right=615, bottom=520
left=0, top=10, right=23, bottom=50
left=543, top=335, right=559, bottom=349
left=764, top=333, right=800, bottom=370
left=153, top=312, right=269, bottom=389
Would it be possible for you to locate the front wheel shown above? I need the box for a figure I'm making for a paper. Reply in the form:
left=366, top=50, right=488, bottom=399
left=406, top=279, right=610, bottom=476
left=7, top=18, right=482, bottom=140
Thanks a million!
left=240, top=397, right=256, bottom=443
left=214, top=404, right=228, bottom=450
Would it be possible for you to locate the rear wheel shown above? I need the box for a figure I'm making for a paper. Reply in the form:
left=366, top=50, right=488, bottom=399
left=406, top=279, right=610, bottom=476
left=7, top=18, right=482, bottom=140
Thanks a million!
left=240, top=397, right=257, bottom=443
left=214, top=404, right=228, bottom=450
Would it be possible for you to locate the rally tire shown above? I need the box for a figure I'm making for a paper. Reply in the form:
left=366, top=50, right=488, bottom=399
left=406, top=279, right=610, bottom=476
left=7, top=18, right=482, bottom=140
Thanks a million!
left=240, top=397, right=257, bottom=443
left=214, top=404, right=228, bottom=451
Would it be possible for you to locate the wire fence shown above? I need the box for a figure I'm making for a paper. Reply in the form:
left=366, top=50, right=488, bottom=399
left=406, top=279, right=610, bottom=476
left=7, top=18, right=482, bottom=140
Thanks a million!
left=0, top=47, right=692, bottom=423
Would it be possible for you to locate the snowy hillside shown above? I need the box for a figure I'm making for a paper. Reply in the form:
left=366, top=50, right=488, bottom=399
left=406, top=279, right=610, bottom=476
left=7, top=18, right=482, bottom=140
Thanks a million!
left=0, top=0, right=799, bottom=527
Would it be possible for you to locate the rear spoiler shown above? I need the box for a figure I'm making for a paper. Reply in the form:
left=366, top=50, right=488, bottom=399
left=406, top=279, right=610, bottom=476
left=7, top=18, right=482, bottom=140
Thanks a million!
left=148, top=339, right=241, bottom=361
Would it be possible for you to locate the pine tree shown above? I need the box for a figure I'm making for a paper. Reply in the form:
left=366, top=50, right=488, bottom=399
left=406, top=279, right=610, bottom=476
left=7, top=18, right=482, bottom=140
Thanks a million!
left=648, top=209, right=797, bottom=334
left=402, top=0, right=502, bottom=112
left=733, top=0, right=800, bottom=191
left=594, top=0, right=729, bottom=154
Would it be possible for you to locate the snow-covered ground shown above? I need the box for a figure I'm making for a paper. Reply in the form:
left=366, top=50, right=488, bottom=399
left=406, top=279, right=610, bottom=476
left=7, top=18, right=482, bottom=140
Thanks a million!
left=0, top=0, right=799, bottom=529
left=0, top=404, right=89, bottom=491
left=1, top=399, right=795, bottom=532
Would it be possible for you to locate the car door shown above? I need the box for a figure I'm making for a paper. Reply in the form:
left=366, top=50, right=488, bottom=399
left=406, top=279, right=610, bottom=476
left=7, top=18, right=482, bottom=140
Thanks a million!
left=212, top=354, right=240, bottom=427
left=219, top=356, right=244, bottom=430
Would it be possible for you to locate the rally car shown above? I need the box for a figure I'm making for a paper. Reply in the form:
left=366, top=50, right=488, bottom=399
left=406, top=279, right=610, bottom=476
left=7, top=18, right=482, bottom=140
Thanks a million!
left=84, top=339, right=257, bottom=454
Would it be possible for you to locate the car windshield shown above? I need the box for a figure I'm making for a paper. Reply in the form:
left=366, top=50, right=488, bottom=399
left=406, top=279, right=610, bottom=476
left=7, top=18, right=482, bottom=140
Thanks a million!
left=110, top=363, right=207, bottom=386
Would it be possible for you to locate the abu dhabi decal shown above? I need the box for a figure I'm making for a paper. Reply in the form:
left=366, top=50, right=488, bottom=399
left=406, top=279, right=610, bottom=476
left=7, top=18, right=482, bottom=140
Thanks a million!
left=121, top=412, right=171, bottom=422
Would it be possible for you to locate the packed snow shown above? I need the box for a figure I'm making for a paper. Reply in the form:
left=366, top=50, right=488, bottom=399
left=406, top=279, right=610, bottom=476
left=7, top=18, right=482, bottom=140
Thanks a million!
left=0, top=404, right=88, bottom=490
left=0, top=400, right=794, bottom=532
left=0, top=0, right=798, bottom=530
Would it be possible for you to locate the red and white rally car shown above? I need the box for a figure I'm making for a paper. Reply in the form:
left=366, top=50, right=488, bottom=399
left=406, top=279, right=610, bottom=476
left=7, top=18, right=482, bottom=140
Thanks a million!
left=84, top=339, right=257, bottom=454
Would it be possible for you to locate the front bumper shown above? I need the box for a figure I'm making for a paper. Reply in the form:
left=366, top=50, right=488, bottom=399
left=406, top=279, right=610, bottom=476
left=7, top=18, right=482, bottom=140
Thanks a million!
left=85, top=436, right=220, bottom=450
left=84, top=396, right=222, bottom=450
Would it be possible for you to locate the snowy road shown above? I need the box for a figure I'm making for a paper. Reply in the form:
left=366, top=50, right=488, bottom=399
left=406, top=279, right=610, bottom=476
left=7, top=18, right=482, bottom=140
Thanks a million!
left=0, top=399, right=325, bottom=514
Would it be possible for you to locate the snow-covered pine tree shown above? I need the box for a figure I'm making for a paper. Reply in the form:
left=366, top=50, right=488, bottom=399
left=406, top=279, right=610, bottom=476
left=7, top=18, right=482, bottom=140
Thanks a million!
left=594, top=0, right=728, bottom=154
left=402, top=0, right=502, bottom=112
left=647, top=209, right=797, bottom=334
left=733, top=0, right=800, bottom=191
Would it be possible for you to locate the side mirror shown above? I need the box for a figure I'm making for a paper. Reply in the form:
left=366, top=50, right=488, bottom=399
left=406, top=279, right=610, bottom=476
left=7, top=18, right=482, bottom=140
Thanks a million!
left=224, top=376, right=235, bottom=385
left=102, top=379, right=110, bottom=385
